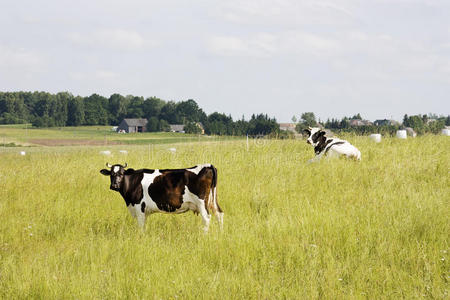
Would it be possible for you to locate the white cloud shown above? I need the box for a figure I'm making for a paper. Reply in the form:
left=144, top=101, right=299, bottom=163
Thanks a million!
left=312, top=1, right=354, bottom=17
left=69, top=70, right=119, bottom=81
left=207, top=31, right=341, bottom=58
left=282, top=31, right=341, bottom=55
left=68, top=29, right=156, bottom=51
left=207, top=34, right=276, bottom=57
left=216, top=0, right=357, bottom=26
left=0, top=46, right=45, bottom=70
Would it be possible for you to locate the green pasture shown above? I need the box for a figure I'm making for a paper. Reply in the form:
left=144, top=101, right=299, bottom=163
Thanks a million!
left=0, top=131, right=448, bottom=299
left=0, top=125, right=236, bottom=146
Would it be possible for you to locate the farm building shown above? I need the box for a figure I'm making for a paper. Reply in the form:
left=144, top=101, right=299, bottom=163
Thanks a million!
left=117, top=119, right=148, bottom=133
left=374, top=119, right=400, bottom=126
left=279, top=123, right=297, bottom=133
left=349, top=119, right=373, bottom=126
left=169, top=124, right=185, bottom=133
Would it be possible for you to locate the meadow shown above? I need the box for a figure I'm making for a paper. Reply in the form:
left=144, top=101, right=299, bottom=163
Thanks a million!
left=0, top=124, right=236, bottom=147
left=0, top=127, right=448, bottom=299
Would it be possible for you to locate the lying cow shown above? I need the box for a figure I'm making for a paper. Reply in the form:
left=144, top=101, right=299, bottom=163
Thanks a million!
left=303, top=127, right=361, bottom=162
left=100, top=163, right=223, bottom=232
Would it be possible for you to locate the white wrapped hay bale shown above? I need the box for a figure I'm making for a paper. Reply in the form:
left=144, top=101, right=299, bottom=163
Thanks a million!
left=369, top=134, right=382, bottom=143
left=119, top=150, right=128, bottom=154
left=396, top=130, right=407, bottom=139
left=20, top=151, right=26, bottom=156
left=442, top=128, right=450, bottom=136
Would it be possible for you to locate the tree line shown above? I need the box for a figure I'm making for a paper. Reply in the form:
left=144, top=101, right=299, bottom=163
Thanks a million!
left=0, top=91, right=279, bottom=136
left=295, top=112, right=449, bottom=135
left=1, top=91, right=448, bottom=136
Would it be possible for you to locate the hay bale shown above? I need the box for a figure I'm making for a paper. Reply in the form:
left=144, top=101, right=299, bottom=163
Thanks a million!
left=396, top=130, right=407, bottom=139
left=405, top=127, right=417, bottom=137
left=369, top=134, right=381, bottom=143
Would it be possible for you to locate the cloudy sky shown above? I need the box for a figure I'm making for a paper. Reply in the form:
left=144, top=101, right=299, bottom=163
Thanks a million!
left=0, top=0, right=449, bottom=122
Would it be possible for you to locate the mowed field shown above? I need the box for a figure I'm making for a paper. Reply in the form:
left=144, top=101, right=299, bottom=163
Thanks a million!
left=0, top=124, right=236, bottom=147
left=0, top=127, right=448, bottom=299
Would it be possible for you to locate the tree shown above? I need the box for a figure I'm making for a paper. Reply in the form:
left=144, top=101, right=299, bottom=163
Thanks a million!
left=160, top=101, right=179, bottom=124
left=403, top=114, right=409, bottom=127
left=427, top=119, right=445, bottom=134
left=146, top=116, right=160, bottom=132
left=301, top=112, right=316, bottom=126
left=125, top=96, right=144, bottom=118
left=32, top=92, right=55, bottom=127
left=159, top=119, right=170, bottom=132
left=143, top=97, right=165, bottom=119
left=296, top=112, right=317, bottom=132
left=205, top=112, right=233, bottom=135
left=351, top=113, right=362, bottom=120
left=184, top=122, right=202, bottom=134
left=403, top=115, right=425, bottom=133
left=0, top=92, right=29, bottom=124
left=176, top=99, right=207, bottom=123
left=108, top=94, right=128, bottom=125
left=84, top=94, right=108, bottom=125
left=248, top=114, right=279, bottom=136
left=67, top=96, right=85, bottom=126
left=54, top=92, right=70, bottom=126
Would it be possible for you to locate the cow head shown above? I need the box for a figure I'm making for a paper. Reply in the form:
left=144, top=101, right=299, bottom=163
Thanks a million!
left=100, top=162, right=128, bottom=191
left=303, top=127, right=326, bottom=146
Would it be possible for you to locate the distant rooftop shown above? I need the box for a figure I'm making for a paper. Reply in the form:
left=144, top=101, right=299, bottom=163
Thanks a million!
left=122, top=118, right=148, bottom=126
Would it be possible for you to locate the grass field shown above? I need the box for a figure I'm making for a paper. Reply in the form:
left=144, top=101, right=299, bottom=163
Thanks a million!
left=0, top=128, right=448, bottom=299
left=0, top=125, right=237, bottom=146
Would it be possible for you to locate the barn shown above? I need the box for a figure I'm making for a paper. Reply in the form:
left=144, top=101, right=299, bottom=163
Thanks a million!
left=117, top=119, right=148, bottom=133
left=169, top=124, right=185, bottom=133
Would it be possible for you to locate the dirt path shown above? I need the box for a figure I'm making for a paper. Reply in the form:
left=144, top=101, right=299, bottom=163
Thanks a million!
left=29, top=139, right=121, bottom=146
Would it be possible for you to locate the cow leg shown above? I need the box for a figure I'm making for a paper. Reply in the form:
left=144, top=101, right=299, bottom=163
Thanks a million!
left=207, top=187, right=223, bottom=231
left=128, top=204, right=146, bottom=230
left=197, top=199, right=211, bottom=233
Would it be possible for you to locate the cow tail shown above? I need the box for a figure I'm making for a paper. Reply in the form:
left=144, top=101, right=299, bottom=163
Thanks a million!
left=210, top=165, right=222, bottom=213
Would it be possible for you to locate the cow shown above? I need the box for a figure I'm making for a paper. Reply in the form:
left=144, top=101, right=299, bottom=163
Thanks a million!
left=303, top=127, right=361, bottom=162
left=100, top=163, right=223, bottom=232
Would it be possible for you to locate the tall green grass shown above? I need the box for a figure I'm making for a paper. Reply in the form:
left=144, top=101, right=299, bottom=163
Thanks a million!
left=0, top=136, right=448, bottom=298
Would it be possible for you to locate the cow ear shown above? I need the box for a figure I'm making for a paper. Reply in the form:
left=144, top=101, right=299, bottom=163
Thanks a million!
left=124, top=168, right=134, bottom=175
left=319, top=130, right=326, bottom=137
left=100, top=169, right=111, bottom=176
left=303, top=129, right=311, bottom=135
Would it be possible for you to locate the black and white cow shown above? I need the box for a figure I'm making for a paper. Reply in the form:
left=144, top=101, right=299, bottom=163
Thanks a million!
left=303, top=127, right=361, bottom=162
left=100, top=163, right=223, bottom=232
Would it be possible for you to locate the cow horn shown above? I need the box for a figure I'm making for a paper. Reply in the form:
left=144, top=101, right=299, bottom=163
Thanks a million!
left=106, top=162, right=112, bottom=168
left=123, top=162, right=128, bottom=168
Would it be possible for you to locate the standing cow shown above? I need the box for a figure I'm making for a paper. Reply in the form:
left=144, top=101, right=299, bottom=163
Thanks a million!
left=303, top=127, right=361, bottom=162
left=100, top=163, right=223, bottom=232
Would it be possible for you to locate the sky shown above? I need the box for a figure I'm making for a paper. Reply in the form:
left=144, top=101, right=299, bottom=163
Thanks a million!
left=0, top=0, right=449, bottom=122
